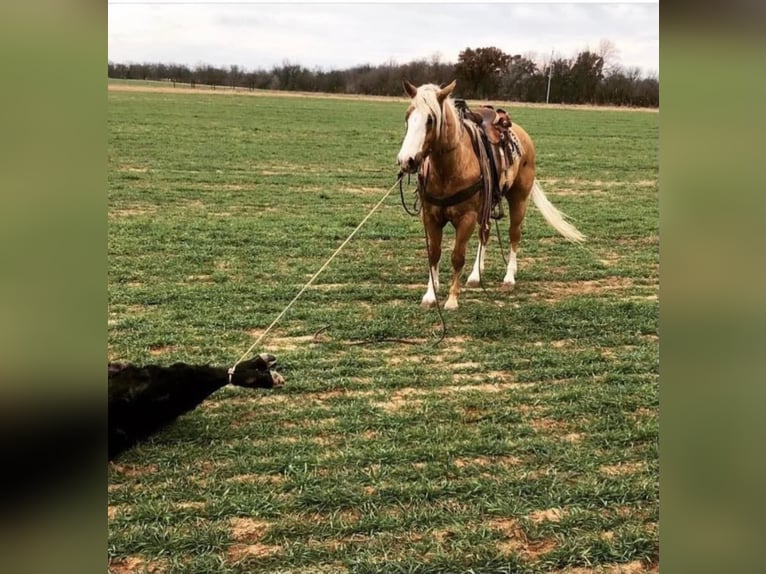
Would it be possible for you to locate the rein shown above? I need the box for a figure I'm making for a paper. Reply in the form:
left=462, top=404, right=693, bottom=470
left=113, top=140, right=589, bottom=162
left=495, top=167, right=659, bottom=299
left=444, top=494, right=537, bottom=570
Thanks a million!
left=398, top=172, right=421, bottom=216
left=460, top=119, right=495, bottom=246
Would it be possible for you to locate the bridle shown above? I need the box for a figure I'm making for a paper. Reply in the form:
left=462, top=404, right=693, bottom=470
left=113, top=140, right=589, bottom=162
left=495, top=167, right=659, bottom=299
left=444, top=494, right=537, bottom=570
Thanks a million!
left=408, top=104, right=465, bottom=157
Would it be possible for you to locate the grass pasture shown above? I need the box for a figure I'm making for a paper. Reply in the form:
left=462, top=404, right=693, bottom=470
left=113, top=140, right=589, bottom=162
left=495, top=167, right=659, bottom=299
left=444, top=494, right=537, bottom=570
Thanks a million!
left=108, top=83, right=659, bottom=574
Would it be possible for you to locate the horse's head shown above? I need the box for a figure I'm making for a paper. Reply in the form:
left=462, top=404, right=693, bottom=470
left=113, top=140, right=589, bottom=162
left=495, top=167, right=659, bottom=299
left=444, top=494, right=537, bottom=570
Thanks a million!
left=397, top=79, right=457, bottom=174
left=230, top=353, right=285, bottom=388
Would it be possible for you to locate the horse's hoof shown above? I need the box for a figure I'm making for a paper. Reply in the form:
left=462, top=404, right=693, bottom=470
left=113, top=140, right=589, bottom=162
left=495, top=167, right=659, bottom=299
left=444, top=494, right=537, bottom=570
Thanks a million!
left=501, top=281, right=516, bottom=291
left=444, top=299, right=459, bottom=310
left=465, top=278, right=480, bottom=288
left=421, top=298, right=437, bottom=309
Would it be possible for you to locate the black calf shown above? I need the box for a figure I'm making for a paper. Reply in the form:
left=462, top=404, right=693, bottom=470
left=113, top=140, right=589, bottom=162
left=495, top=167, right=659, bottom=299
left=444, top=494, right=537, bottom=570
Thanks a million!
left=108, top=354, right=284, bottom=460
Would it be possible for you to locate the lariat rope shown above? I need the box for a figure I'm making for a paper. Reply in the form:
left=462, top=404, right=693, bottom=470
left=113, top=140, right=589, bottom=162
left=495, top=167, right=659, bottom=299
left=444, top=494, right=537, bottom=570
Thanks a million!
left=228, top=175, right=403, bottom=383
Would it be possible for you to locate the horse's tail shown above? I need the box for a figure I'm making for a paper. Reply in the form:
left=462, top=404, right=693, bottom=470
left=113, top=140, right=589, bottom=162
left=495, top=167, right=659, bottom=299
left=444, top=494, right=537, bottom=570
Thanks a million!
left=530, top=179, right=585, bottom=243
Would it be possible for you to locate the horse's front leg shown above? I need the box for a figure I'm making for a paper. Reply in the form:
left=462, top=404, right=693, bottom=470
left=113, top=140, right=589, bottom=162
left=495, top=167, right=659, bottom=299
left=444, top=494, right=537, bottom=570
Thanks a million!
left=445, top=213, right=478, bottom=310
left=421, top=213, right=443, bottom=308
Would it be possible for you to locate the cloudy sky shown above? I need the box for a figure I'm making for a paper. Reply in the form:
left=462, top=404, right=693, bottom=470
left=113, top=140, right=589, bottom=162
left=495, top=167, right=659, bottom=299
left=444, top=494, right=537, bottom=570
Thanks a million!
left=108, top=1, right=659, bottom=76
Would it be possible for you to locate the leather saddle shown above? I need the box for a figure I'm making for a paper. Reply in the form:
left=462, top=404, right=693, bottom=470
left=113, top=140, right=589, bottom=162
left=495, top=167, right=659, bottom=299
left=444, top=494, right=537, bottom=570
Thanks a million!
left=465, top=106, right=512, bottom=147
left=454, top=100, right=517, bottom=219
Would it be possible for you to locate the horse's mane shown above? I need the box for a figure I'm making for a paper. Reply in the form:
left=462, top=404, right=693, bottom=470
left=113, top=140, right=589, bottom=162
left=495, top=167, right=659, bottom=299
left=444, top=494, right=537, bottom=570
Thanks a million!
left=412, top=83, right=459, bottom=144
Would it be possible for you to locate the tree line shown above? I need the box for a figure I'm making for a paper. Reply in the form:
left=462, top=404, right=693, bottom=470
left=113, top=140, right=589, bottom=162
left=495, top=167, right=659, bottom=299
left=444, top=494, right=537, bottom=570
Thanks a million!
left=108, top=45, right=658, bottom=108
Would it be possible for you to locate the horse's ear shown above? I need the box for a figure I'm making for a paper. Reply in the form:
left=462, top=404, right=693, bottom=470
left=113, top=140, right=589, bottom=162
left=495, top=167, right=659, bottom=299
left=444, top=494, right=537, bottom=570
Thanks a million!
left=437, top=79, right=457, bottom=102
left=402, top=79, right=418, bottom=98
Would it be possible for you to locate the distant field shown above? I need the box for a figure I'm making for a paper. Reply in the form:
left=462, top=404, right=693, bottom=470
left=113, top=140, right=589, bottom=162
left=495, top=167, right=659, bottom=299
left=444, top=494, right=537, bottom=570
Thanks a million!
left=108, top=85, right=658, bottom=573
left=108, top=78, right=658, bottom=112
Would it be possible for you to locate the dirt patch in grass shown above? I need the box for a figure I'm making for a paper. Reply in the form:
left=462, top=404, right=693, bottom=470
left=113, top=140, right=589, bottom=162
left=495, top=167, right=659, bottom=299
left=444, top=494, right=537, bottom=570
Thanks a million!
left=228, top=473, right=284, bottom=485
left=259, top=169, right=292, bottom=176
left=308, top=389, right=357, bottom=402
left=148, top=344, right=176, bottom=356
left=491, top=518, right=557, bottom=559
left=528, top=507, right=566, bottom=524
left=313, top=433, right=343, bottom=447
left=372, top=395, right=423, bottom=413
left=176, top=501, right=206, bottom=511
left=452, top=361, right=482, bottom=370
left=432, top=336, right=469, bottom=359
left=109, top=463, right=159, bottom=478
left=227, top=542, right=281, bottom=563
left=454, top=455, right=522, bottom=469
left=529, top=418, right=571, bottom=434
left=490, top=517, right=523, bottom=537
left=521, top=537, right=558, bottom=559
left=538, top=178, right=658, bottom=188
left=599, top=461, right=647, bottom=476
left=451, top=371, right=516, bottom=385
left=230, top=517, right=272, bottom=542
left=243, top=392, right=291, bottom=406
left=387, top=355, right=421, bottom=366
left=616, top=234, right=660, bottom=246
left=549, top=188, right=609, bottom=197
left=108, top=505, right=127, bottom=520
left=601, top=348, right=619, bottom=360
left=116, top=164, right=149, bottom=173
left=370, top=380, right=522, bottom=412
left=195, top=183, right=252, bottom=192
left=532, top=277, right=636, bottom=301
left=443, top=380, right=522, bottom=394
left=516, top=404, right=545, bottom=416
left=556, top=561, right=658, bottom=573
left=184, top=274, right=214, bottom=283
left=109, top=556, right=166, bottom=574
left=597, top=251, right=622, bottom=267
left=248, top=330, right=316, bottom=351
left=339, top=508, right=364, bottom=523
left=110, top=207, right=156, bottom=218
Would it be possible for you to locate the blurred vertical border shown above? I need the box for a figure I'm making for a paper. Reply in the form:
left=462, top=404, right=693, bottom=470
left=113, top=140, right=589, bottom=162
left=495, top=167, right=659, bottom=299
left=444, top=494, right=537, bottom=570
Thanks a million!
left=662, top=3, right=766, bottom=574
left=0, top=1, right=104, bottom=573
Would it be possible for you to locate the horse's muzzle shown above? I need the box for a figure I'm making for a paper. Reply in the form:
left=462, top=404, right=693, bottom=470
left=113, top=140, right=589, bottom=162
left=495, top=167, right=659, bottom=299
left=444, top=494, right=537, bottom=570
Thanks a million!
left=398, top=152, right=424, bottom=174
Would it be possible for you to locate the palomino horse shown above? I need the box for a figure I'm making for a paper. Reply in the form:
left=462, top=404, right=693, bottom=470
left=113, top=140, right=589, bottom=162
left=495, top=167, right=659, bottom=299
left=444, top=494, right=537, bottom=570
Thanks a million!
left=396, top=79, right=584, bottom=310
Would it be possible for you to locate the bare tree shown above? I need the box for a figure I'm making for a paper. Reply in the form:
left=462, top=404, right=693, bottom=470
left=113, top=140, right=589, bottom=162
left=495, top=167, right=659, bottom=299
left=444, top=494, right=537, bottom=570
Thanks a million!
left=598, top=39, right=621, bottom=76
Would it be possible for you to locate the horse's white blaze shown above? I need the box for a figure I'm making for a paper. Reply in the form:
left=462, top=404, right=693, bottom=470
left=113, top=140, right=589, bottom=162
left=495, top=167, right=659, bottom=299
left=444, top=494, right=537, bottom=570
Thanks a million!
left=397, top=110, right=428, bottom=169
left=421, top=265, right=439, bottom=306
left=466, top=243, right=486, bottom=286
left=503, top=248, right=518, bottom=286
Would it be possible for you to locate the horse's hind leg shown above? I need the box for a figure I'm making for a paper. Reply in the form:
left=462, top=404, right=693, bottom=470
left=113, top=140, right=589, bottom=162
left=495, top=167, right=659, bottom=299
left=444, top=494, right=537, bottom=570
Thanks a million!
left=445, top=213, right=477, bottom=310
left=503, top=189, right=530, bottom=289
left=465, top=237, right=487, bottom=287
left=421, top=214, right=443, bottom=308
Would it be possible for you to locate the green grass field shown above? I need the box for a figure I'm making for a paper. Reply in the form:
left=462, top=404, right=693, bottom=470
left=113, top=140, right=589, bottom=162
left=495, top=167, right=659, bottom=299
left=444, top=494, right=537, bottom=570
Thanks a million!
left=108, top=83, right=658, bottom=574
